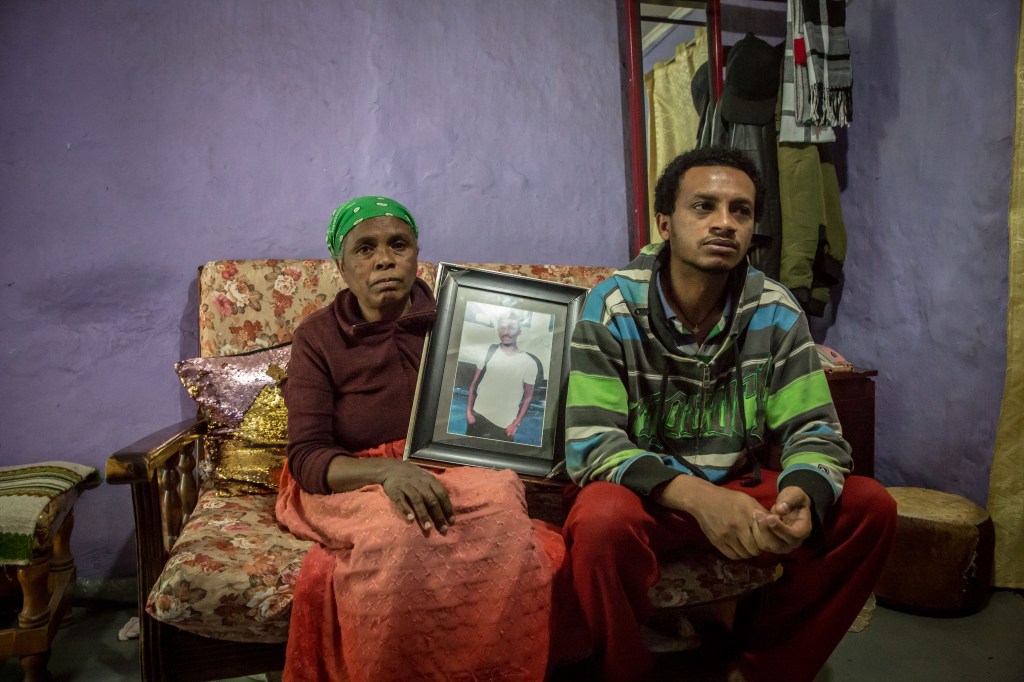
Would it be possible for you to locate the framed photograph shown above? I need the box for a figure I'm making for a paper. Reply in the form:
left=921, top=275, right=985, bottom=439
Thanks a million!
left=405, top=263, right=589, bottom=477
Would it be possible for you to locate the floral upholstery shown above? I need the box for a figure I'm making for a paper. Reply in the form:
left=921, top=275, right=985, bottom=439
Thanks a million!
left=452, top=262, right=617, bottom=290
left=197, top=260, right=438, bottom=358
left=197, top=260, right=614, bottom=358
left=650, top=554, right=779, bottom=609
left=153, top=258, right=775, bottom=644
left=146, top=490, right=312, bottom=643
left=146, top=490, right=774, bottom=641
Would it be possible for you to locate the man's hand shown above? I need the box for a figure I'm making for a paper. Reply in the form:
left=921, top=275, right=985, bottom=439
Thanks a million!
left=751, top=486, right=812, bottom=555
left=380, top=461, right=455, bottom=535
left=507, top=382, right=533, bottom=437
left=466, top=411, right=476, bottom=425
left=653, top=476, right=767, bottom=560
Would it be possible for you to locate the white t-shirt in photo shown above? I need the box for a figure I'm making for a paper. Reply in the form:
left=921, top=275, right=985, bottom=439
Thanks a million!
left=475, top=348, right=538, bottom=427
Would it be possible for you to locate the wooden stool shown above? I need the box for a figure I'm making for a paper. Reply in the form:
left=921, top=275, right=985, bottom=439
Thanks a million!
left=0, top=462, right=99, bottom=682
left=874, top=486, right=994, bottom=615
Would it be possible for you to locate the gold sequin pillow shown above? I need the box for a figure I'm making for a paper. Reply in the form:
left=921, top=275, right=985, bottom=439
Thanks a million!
left=175, top=345, right=290, bottom=496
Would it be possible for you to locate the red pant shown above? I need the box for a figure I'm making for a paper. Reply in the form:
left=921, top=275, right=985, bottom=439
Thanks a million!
left=562, top=471, right=896, bottom=682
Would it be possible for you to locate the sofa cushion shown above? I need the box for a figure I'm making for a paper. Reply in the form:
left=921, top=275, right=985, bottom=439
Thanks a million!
left=145, top=489, right=775, bottom=643
left=197, top=260, right=614, bottom=358
left=176, top=345, right=291, bottom=495
left=198, top=259, right=438, bottom=357
left=146, top=490, right=312, bottom=643
left=649, top=552, right=779, bottom=608
left=454, top=263, right=617, bottom=289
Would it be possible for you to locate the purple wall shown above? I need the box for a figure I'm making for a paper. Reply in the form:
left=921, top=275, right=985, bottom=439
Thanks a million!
left=831, top=0, right=1016, bottom=505
left=0, top=0, right=627, bottom=578
left=0, top=0, right=1016, bottom=580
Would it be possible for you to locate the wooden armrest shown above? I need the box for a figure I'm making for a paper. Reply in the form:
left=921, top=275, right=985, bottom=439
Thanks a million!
left=106, top=418, right=207, bottom=485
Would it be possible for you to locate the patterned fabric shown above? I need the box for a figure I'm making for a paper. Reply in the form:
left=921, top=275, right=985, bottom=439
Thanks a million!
left=176, top=345, right=291, bottom=495
left=177, top=346, right=290, bottom=430
left=0, top=461, right=100, bottom=565
left=164, top=258, right=775, bottom=646
left=450, top=262, right=617, bottom=291
left=198, top=260, right=613, bottom=358
left=649, top=553, right=778, bottom=609
left=197, top=260, right=438, bottom=358
left=780, top=0, right=844, bottom=143
left=145, top=483, right=774, bottom=643
left=146, top=490, right=312, bottom=642
left=794, top=0, right=852, bottom=128
left=327, top=196, right=417, bottom=259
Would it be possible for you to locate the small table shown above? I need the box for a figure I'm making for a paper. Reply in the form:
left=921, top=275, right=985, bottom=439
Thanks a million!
left=825, top=369, right=878, bottom=477
left=0, top=462, right=99, bottom=682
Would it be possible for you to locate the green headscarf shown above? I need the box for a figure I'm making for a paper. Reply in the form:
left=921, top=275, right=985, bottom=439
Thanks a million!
left=326, top=196, right=418, bottom=259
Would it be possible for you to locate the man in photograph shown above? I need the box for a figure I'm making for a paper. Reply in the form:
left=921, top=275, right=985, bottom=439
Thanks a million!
left=465, top=313, right=539, bottom=442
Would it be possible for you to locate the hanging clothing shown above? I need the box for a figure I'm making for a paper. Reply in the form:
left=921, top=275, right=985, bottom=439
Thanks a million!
left=777, top=141, right=847, bottom=316
left=695, top=35, right=784, bottom=280
left=644, top=28, right=708, bottom=243
left=796, top=0, right=853, bottom=127
left=780, top=0, right=845, bottom=143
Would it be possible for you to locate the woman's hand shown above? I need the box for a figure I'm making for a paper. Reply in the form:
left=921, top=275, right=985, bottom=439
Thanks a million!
left=380, top=461, right=455, bottom=535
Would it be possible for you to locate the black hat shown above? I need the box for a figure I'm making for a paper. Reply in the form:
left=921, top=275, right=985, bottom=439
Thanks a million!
left=720, top=33, right=781, bottom=126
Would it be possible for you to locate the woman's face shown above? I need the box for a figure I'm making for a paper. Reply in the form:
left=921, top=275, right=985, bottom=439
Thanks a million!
left=338, top=216, right=419, bottom=322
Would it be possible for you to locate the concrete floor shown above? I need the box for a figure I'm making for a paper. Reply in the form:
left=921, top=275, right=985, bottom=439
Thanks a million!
left=2, top=590, right=1023, bottom=681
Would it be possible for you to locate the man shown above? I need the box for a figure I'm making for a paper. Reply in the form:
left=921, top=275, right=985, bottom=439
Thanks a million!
left=563, top=146, right=896, bottom=682
left=465, top=313, right=537, bottom=441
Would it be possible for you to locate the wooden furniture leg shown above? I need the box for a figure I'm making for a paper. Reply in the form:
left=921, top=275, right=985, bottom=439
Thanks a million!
left=19, top=651, right=52, bottom=682
left=50, top=512, right=74, bottom=574
left=17, top=560, right=51, bottom=630
left=0, top=465, right=94, bottom=682
left=16, top=559, right=54, bottom=682
left=50, top=512, right=76, bottom=626
left=3, top=513, right=78, bottom=682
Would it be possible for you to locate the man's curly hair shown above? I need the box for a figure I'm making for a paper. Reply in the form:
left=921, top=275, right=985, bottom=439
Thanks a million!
left=653, top=145, right=764, bottom=219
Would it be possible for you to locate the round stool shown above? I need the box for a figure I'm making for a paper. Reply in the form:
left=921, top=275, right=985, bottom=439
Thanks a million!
left=874, top=487, right=994, bottom=615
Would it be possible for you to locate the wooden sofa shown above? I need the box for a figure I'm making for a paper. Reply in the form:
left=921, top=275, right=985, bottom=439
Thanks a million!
left=106, top=259, right=780, bottom=682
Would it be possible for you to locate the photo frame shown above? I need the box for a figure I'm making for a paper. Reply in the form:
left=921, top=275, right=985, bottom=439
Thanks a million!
left=405, top=263, right=589, bottom=478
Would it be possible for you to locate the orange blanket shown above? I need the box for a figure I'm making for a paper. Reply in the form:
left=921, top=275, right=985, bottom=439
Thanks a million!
left=276, top=443, right=579, bottom=681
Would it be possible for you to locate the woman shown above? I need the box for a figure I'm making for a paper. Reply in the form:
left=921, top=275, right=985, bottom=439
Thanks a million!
left=275, top=197, right=581, bottom=682
left=283, top=196, right=452, bottom=532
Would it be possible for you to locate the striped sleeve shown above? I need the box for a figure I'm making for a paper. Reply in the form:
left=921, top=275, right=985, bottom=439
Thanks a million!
left=564, top=291, right=676, bottom=492
left=762, top=291, right=852, bottom=513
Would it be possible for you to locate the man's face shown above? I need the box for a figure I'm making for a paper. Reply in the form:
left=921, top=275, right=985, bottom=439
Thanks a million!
left=656, top=165, right=755, bottom=275
left=497, top=318, right=521, bottom=346
left=338, top=216, right=419, bottom=322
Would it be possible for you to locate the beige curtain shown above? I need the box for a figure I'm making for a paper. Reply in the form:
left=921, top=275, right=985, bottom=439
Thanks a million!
left=644, top=28, right=707, bottom=244
left=989, top=10, right=1024, bottom=589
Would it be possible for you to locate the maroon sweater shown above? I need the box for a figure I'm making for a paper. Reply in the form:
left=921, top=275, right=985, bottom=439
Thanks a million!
left=284, top=279, right=436, bottom=494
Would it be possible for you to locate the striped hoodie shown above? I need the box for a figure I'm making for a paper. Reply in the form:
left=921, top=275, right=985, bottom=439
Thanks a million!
left=565, top=242, right=852, bottom=521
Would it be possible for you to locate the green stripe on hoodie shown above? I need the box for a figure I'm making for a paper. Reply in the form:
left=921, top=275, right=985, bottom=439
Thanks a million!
left=565, top=242, right=851, bottom=522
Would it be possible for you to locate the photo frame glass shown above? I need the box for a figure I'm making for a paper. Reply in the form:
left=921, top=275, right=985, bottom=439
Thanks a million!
left=406, top=264, right=588, bottom=477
